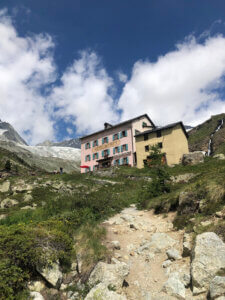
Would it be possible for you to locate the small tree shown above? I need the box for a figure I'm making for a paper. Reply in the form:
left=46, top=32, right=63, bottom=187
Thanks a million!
left=146, top=145, right=165, bottom=167
left=5, top=160, right=11, bottom=172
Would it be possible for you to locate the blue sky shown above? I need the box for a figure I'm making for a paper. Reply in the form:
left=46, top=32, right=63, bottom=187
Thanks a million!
left=0, top=1, right=225, bottom=144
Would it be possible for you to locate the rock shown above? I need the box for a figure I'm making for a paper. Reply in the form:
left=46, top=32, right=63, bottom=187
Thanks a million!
left=162, top=272, right=185, bottom=299
left=210, top=276, right=225, bottom=299
left=215, top=211, right=224, bottom=218
left=182, top=151, right=204, bottom=165
left=30, top=291, right=44, bottom=300
left=182, top=233, right=193, bottom=257
left=111, top=241, right=121, bottom=250
left=85, top=283, right=127, bottom=300
left=148, top=233, right=176, bottom=253
left=21, top=205, right=36, bottom=210
left=0, top=214, right=6, bottom=220
left=120, top=214, right=135, bottom=223
left=88, top=261, right=129, bottom=290
left=191, top=232, right=225, bottom=295
left=214, top=153, right=225, bottom=160
left=162, top=260, right=172, bottom=268
left=37, top=262, right=62, bottom=288
left=166, top=248, right=181, bottom=260
left=24, top=194, right=33, bottom=202
left=28, top=281, right=45, bottom=292
left=13, top=184, right=33, bottom=193
left=0, top=181, right=10, bottom=193
left=180, top=273, right=191, bottom=288
left=178, top=191, right=199, bottom=214
left=201, top=220, right=213, bottom=227
left=171, top=173, right=196, bottom=183
left=0, top=198, right=18, bottom=209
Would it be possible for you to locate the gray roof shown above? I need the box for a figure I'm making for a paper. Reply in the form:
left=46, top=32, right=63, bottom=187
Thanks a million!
left=80, top=114, right=155, bottom=140
left=135, top=121, right=188, bottom=138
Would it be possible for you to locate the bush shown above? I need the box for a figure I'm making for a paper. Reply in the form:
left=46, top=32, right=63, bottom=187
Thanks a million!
left=4, top=160, right=11, bottom=172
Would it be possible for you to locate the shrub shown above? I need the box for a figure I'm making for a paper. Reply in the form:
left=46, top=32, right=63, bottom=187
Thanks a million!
left=4, top=160, right=11, bottom=172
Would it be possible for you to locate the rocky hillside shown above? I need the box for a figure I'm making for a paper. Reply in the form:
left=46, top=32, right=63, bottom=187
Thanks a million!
left=0, top=154, right=224, bottom=299
left=37, top=138, right=81, bottom=149
left=0, top=120, right=28, bottom=145
left=188, top=113, right=225, bottom=154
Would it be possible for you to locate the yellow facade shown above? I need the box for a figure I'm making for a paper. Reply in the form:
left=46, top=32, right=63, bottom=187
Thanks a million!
left=135, top=124, right=189, bottom=168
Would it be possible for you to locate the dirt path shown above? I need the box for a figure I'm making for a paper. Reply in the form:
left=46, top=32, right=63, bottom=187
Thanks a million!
left=103, top=206, right=193, bottom=300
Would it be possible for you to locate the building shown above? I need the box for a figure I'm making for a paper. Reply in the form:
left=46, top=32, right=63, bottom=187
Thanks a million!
left=135, top=122, right=189, bottom=168
left=80, top=114, right=155, bottom=173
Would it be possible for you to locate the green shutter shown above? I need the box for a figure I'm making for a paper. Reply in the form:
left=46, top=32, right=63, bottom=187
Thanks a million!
left=92, top=141, right=94, bottom=147
left=127, top=157, right=129, bottom=164
left=102, top=150, right=104, bottom=157
left=121, top=145, right=123, bottom=152
left=118, top=146, right=120, bottom=153
left=93, top=154, right=95, bottom=160
left=118, top=159, right=120, bottom=165
left=107, top=149, right=110, bottom=155
left=126, top=144, right=128, bottom=151
left=97, top=153, right=99, bottom=159
left=113, top=135, right=115, bottom=141
left=120, top=132, right=122, bottom=138
left=102, top=138, right=104, bottom=144
left=96, top=140, right=98, bottom=146
left=113, top=148, right=115, bottom=154
left=117, top=133, right=119, bottom=139
left=85, top=156, right=87, bottom=162
left=106, top=137, right=109, bottom=143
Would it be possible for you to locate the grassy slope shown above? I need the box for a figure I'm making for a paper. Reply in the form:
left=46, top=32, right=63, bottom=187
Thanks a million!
left=188, top=113, right=225, bottom=153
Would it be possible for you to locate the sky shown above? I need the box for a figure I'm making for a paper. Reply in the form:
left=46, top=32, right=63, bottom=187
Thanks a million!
left=0, top=1, right=225, bottom=145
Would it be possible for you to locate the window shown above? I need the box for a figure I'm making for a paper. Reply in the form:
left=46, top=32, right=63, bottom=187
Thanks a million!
left=121, top=144, right=128, bottom=152
left=156, top=130, right=162, bottom=138
left=85, top=154, right=91, bottom=162
left=113, top=146, right=120, bottom=154
left=85, top=142, right=90, bottom=149
left=93, top=153, right=98, bottom=160
left=122, top=157, right=129, bottom=165
left=145, top=145, right=149, bottom=152
left=158, top=142, right=163, bottom=149
left=113, top=133, right=119, bottom=141
left=85, top=167, right=90, bottom=173
left=102, top=137, right=108, bottom=144
left=142, top=122, right=147, bottom=128
left=114, top=159, right=120, bottom=166
left=102, top=149, right=110, bottom=157
left=120, top=130, right=127, bottom=138
left=93, top=140, right=98, bottom=147
left=135, top=129, right=140, bottom=135
left=144, top=133, right=148, bottom=141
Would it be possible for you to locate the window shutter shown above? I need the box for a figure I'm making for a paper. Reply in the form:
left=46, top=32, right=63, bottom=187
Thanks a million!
left=107, top=149, right=110, bottom=155
left=92, top=141, right=94, bottom=147
left=113, top=148, right=115, bottom=155
left=127, top=157, right=129, bottom=164
left=118, top=159, right=120, bottom=165
left=102, top=138, right=104, bottom=144
left=106, top=137, right=109, bottom=143
left=97, top=153, right=99, bottom=159
left=96, top=140, right=98, bottom=146
left=85, top=156, right=87, bottom=162
left=126, top=144, right=128, bottom=151
left=120, top=132, right=122, bottom=138
left=113, top=135, right=115, bottom=141
left=114, top=160, right=116, bottom=166
left=121, top=145, right=123, bottom=152
left=92, top=154, right=95, bottom=160
left=117, top=133, right=119, bottom=139
left=118, top=146, right=120, bottom=153
left=102, top=150, right=104, bottom=157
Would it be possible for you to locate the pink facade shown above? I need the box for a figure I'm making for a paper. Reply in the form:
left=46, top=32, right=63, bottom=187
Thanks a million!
left=80, top=114, right=154, bottom=173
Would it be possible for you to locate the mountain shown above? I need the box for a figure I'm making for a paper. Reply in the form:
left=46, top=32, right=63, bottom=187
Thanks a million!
left=0, top=120, right=81, bottom=173
left=37, top=138, right=81, bottom=149
left=188, top=113, right=225, bottom=155
left=184, top=125, right=194, bottom=132
left=0, top=120, right=28, bottom=145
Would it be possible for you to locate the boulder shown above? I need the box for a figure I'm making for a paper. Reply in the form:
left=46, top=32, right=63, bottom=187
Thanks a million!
left=0, top=198, right=18, bottom=209
left=148, top=233, right=176, bottom=253
left=37, top=262, right=62, bottom=289
left=162, top=272, right=185, bottom=299
left=30, top=292, right=44, bottom=300
left=13, top=184, right=33, bottom=193
left=166, top=248, right=181, bottom=261
left=178, top=191, right=199, bottom=214
left=191, top=232, right=225, bottom=295
left=210, top=276, right=225, bottom=299
left=85, top=283, right=127, bottom=300
left=28, top=281, right=45, bottom=292
left=171, top=173, right=196, bottom=183
left=0, top=181, right=10, bottom=193
left=214, top=154, right=225, bottom=160
left=88, top=261, right=129, bottom=290
left=162, top=260, right=172, bottom=268
left=0, top=214, right=6, bottom=220
left=24, top=194, right=33, bottom=202
left=182, top=151, right=204, bottom=165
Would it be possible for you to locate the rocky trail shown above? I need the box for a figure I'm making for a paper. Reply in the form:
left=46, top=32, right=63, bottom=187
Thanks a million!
left=102, top=206, right=193, bottom=300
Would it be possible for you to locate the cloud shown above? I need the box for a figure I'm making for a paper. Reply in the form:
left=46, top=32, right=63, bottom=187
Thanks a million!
left=51, top=51, right=119, bottom=135
left=0, top=9, right=56, bottom=144
left=117, top=71, right=128, bottom=83
left=118, top=35, right=225, bottom=126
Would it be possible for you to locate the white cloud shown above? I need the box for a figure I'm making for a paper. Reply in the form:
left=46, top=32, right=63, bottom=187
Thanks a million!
left=51, top=51, right=119, bottom=135
left=117, top=71, right=128, bottom=83
left=66, top=127, right=73, bottom=135
left=0, top=9, right=56, bottom=144
left=118, top=35, right=225, bottom=126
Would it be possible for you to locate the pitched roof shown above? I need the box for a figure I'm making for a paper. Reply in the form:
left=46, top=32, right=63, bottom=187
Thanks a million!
left=80, top=114, right=155, bottom=140
left=135, top=121, right=188, bottom=138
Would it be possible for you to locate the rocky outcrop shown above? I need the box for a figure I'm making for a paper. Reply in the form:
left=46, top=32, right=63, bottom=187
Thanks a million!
left=162, top=272, right=185, bottom=299
left=85, top=283, right=127, bottom=300
left=191, top=232, right=225, bottom=295
left=0, top=198, right=18, bottom=209
left=210, top=276, right=225, bottom=299
left=36, top=262, right=62, bottom=289
left=171, top=173, right=196, bottom=183
left=178, top=191, right=199, bottom=214
left=182, top=151, right=204, bottom=165
left=182, top=233, right=193, bottom=257
left=214, top=153, right=225, bottom=160
left=30, top=291, right=44, bottom=300
left=0, top=180, right=10, bottom=193
left=88, top=260, right=129, bottom=290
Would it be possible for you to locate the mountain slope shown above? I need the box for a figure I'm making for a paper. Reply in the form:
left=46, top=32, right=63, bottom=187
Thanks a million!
left=37, top=138, right=81, bottom=149
left=0, top=120, right=28, bottom=145
left=188, top=113, right=225, bottom=154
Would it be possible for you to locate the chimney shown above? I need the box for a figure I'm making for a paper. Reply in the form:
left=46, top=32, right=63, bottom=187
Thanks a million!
left=104, top=122, right=112, bottom=130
